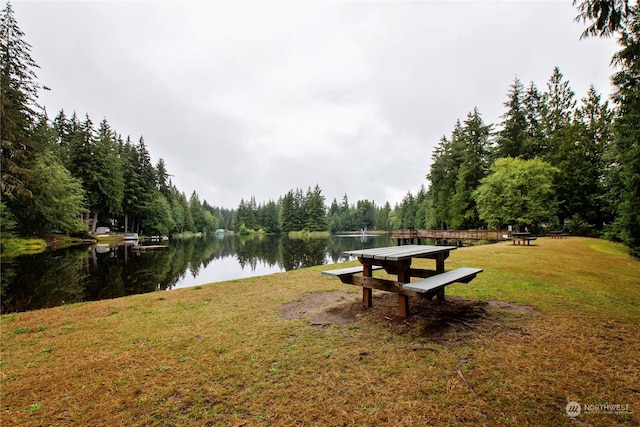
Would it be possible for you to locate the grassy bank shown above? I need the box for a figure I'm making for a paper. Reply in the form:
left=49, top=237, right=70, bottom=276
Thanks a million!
left=1, top=234, right=91, bottom=257
left=1, top=237, right=638, bottom=426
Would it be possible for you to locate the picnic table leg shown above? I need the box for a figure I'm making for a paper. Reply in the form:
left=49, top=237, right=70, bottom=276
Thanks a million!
left=434, top=253, right=447, bottom=302
left=398, top=295, right=409, bottom=317
left=362, top=263, right=373, bottom=308
left=397, top=262, right=411, bottom=316
left=363, top=288, right=372, bottom=308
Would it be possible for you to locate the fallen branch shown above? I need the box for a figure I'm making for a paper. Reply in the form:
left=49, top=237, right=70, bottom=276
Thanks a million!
left=454, top=358, right=490, bottom=426
left=454, top=358, right=476, bottom=395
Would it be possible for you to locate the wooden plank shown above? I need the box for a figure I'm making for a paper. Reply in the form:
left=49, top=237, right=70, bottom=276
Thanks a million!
left=345, top=276, right=422, bottom=298
left=402, top=267, right=483, bottom=293
left=321, top=265, right=382, bottom=277
left=343, top=245, right=457, bottom=262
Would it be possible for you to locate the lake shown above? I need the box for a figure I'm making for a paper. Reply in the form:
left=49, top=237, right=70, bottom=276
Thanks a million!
left=1, top=233, right=395, bottom=313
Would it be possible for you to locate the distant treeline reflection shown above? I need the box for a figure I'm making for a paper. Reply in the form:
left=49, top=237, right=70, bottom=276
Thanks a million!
left=1, top=234, right=393, bottom=313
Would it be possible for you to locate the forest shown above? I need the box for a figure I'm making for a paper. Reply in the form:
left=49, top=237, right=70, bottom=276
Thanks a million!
left=1, top=1, right=638, bottom=257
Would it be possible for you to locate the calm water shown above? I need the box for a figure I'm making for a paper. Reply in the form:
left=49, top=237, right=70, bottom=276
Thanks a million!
left=1, top=234, right=395, bottom=313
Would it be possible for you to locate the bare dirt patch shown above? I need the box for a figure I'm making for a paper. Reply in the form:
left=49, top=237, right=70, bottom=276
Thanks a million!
left=280, top=290, right=361, bottom=325
left=280, top=290, right=536, bottom=342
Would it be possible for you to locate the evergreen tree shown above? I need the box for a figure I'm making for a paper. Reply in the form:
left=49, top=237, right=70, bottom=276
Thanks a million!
left=414, top=185, right=428, bottom=229
left=233, top=197, right=256, bottom=232
left=293, top=188, right=306, bottom=231
left=0, top=1, right=42, bottom=202
left=352, top=199, right=375, bottom=231
left=177, top=191, right=194, bottom=232
left=541, top=67, right=576, bottom=143
left=449, top=109, right=491, bottom=229
left=339, top=193, right=353, bottom=231
left=52, top=109, right=72, bottom=164
left=155, top=158, right=171, bottom=197
left=66, top=115, right=123, bottom=233
left=397, top=192, right=417, bottom=229
left=170, top=192, right=185, bottom=233
left=376, top=202, right=392, bottom=231
left=189, top=191, right=207, bottom=233
left=573, top=0, right=632, bottom=38
left=141, top=190, right=174, bottom=236
left=426, top=126, right=460, bottom=229
left=304, top=184, right=327, bottom=232
left=495, top=77, right=528, bottom=159
left=609, top=5, right=640, bottom=256
left=120, top=137, right=143, bottom=232
left=95, top=118, right=124, bottom=221
left=571, top=86, right=614, bottom=232
left=521, top=82, right=545, bottom=159
left=280, top=190, right=296, bottom=233
left=260, top=200, right=281, bottom=233
left=12, top=114, right=87, bottom=234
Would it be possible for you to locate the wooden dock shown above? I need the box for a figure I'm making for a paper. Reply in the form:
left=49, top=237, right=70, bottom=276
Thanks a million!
left=389, top=229, right=509, bottom=244
left=132, top=245, right=169, bottom=252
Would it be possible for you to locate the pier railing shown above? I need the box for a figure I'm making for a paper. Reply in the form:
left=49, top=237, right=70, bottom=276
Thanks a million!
left=389, top=229, right=509, bottom=243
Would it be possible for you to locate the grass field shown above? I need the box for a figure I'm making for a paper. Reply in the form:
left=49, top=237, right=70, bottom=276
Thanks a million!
left=1, top=237, right=638, bottom=426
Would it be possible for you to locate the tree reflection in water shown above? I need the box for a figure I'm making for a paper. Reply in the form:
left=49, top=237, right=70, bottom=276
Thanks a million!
left=1, top=233, right=393, bottom=313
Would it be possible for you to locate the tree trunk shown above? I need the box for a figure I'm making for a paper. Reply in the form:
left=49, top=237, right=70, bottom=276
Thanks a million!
left=91, top=211, right=98, bottom=234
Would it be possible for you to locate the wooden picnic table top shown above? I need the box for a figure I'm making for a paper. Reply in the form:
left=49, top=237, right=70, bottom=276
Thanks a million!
left=342, top=244, right=457, bottom=262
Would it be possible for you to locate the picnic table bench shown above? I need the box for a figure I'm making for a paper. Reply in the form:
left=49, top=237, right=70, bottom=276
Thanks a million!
left=322, top=245, right=483, bottom=317
left=321, top=265, right=383, bottom=282
left=511, top=232, right=537, bottom=245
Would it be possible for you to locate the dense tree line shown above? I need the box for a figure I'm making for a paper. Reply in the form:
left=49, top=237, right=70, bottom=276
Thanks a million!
left=231, top=186, right=395, bottom=234
left=422, top=68, right=614, bottom=234
left=409, top=64, right=633, bottom=238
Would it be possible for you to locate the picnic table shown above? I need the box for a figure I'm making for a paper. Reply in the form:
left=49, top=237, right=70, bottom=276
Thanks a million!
left=511, top=232, right=537, bottom=245
left=550, top=231, right=566, bottom=239
left=322, top=245, right=482, bottom=317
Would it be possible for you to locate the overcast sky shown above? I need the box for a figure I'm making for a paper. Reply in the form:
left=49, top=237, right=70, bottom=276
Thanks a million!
left=12, top=0, right=619, bottom=209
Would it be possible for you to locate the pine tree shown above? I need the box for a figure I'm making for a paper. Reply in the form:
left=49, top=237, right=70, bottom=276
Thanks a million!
left=573, top=0, right=631, bottom=38
left=495, top=77, right=528, bottom=159
left=304, top=185, right=327, bottom=232
left=426, top=125, right=460, bottom=229
left=521, top=82, right=545, bottom=159
left=280, top=191, right=296, bottom=233
left=571, top=86, right=614, bottom=232
left=0, top=1, right=43, bottom=201
left=610, top=5, right=640, bottom=256
left=450, top=108, right=491, bottom=229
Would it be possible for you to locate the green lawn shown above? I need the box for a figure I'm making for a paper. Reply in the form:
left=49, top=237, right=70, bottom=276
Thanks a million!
left=1, top=237, right=638, bottom=426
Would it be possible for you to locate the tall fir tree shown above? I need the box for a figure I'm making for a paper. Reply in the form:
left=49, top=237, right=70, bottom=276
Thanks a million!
left=449, top=108, right=491, bottom=229
left=610, top=5, right=640, bottom=256
left=571, top=86, right=614, bottom=231
left=495, top=77, right=528, bottom=159
left=1, top=1, right=42, bottom=202
left=304, top=184, right=327, bottom=232
left=521, top=81, right=545, bottom=159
